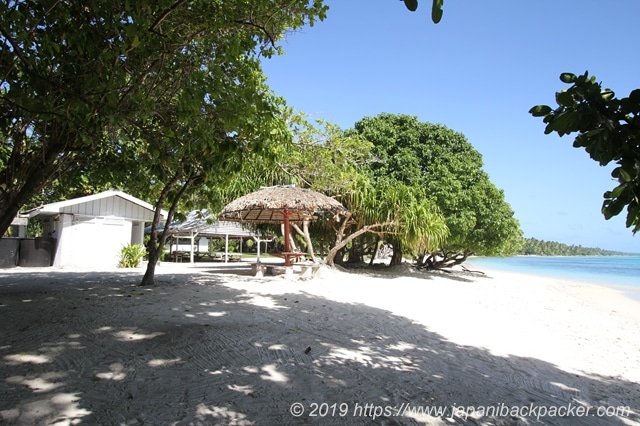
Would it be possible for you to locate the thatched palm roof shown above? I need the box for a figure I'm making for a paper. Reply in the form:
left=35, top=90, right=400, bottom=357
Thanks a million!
left=218, top=186, right=348, bottom=224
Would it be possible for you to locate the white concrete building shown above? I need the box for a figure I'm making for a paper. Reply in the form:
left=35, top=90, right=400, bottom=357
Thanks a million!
left=25, top=190, right=164, bottom=268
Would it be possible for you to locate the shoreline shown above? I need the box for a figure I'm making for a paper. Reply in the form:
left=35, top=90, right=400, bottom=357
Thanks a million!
left=467, top=264, right=640, bottom=321
left=1, top=263, right=639, bottom=424
left=465, top=256, right=640, bottom=303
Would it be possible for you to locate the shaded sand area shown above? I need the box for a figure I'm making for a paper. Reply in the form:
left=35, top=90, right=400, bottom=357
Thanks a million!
left=1, top=262, right=639, bottom=425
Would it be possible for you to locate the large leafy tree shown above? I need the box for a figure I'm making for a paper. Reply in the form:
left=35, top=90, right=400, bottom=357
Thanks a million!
left=280, top=118, right=450, bottom=266
left=127, top=58, right=291, bottom=286
left=0, top=0, right=327, bottom=238
left=530, top=72, right=640, bottom=234
left=352, top=113, right=523, bottom=266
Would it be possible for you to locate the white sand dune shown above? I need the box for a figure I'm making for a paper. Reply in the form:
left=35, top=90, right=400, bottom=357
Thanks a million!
left=0, top=262, right=639, bottom=425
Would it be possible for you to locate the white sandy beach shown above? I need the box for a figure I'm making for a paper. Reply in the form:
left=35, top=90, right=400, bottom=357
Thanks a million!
left=0, top=262, right=639, bottom=425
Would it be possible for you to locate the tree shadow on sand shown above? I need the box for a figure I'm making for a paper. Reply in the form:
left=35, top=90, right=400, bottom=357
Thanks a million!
left=0, top=268, right=638, bottom=425
left=337, top=263, right=479, bottom=283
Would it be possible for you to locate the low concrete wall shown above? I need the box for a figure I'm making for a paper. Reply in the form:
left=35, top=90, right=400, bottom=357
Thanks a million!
left=0, top=238, right=20, bottom=268
left=0, top=237, right=56, bottom=268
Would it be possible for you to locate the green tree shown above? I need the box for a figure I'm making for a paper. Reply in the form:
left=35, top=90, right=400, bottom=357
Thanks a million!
left=268, top=119, right=449, bottom=267
left=215, top=117, right=449, bottom=267
left=352, top=113, right=523, bottom=267
left=530, top=72, right=640, bottom=234
left=518, top=237, right=628, bottom=256
left=129, top=60, right=291, bottom=286
left=328, top=178, right=448, bottom=266
left=0, top=0, right=327, bottom=239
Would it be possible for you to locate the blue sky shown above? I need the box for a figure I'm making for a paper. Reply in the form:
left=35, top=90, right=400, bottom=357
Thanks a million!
left=261, top=0, right=640, bottom=253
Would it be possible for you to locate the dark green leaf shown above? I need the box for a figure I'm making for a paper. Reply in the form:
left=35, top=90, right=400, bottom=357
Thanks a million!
left=576, top=71, right=590, bottom=84
left=529, top=105, right=552, bottom=117
left=548, top=112, right=576, bottom=134
left=619, top=168, right=632, bottom=182
left=431, top=0, right=444, bottom=23
left=559, top=73, right=576, bottom=84
left=626, top=203, right=640, bottom=230
left=583, top=127, right=605, bottom=138
left=404, top=0, right=418, bottom=12
left=555, top=91, right=574, bottom=107
left=605, top=183, right=626, bottom=199
left=602, top=198, right=625, bottom=219
left=628, top=88, right=640, bottom=104
left=601, top=89, right=615, bottom=101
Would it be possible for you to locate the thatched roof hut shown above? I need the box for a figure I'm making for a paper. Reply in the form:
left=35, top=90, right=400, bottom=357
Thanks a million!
left=218, top=186, right=348, bottom=266
left=218, top=185, right=347, bottom=224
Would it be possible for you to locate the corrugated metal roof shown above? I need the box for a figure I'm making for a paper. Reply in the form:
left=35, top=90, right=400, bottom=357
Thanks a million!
left=24, top=190, right=166, bottom=221
left=155, top=210, right=261, bottom=238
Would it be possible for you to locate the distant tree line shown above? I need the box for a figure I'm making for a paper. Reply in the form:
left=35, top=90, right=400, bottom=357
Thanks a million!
left=518, top=238, right=629, bottom=256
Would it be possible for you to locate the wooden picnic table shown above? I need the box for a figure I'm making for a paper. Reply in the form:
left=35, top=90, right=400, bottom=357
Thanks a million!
left=271, top=252, right=306, bottom=265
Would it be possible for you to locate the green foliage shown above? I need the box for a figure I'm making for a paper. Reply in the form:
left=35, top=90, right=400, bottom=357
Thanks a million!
left=0, top=0, right=328, bottom=238
left=215, top=114, right=375, bottom=202
left=341, top=178, right=448, bottom=255
left=219, top=115, right=450, bottom=264
left=530, top=72, right=640, bottom=233
left=118, top=244, right=147, bottom=268
left=519, top=238, right=631, bottom=256
left=404, top=0, right=419, bottom=12
left=352, top=113, right=523, bottom=258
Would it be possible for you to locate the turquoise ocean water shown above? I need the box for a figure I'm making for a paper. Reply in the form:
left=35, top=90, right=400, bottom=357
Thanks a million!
left=465, top=255, right=640, bottom=300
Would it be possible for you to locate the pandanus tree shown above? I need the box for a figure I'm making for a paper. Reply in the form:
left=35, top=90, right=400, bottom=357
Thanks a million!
left=326, top=179, right=448, bottom=267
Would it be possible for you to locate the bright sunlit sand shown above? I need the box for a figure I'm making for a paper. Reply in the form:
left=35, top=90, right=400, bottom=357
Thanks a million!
left=1, top=263, right=639, bottom=425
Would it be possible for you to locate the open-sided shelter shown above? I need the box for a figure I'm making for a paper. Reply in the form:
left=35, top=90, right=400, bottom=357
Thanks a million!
left=218, top=185, right=348, bottom=266
left=160, top=210, right=264, bottom=263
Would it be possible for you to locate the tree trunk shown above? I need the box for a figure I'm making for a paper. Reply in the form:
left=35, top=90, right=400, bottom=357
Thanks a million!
left=325, top=217, right=392, bottom=266
left=432, top=249, right=473, bottom=269
left=430, top=250, right=473, bottom=269
left=140, top=170, right=198, bottom=286
left=281, top=223, right=298, bottom=252
left=141, top=247, right=160, bottom=286
left=346, top=238, right=364, bottom=264
left=302, top=221, right=316, bottom=261
left=140, top=203, right=170, bottom=287
left=368, top=239, right=381, bottom=266
left=292, top=220, right=316, bottom=261
left=325, top=212, right=351, bottom=266
left=389, top=239, right=403, bottom=266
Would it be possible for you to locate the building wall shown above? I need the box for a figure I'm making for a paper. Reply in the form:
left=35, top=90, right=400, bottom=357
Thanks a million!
left=131, top=221, right=145, bottom=246
left=55, top=215, right=132, bottom=268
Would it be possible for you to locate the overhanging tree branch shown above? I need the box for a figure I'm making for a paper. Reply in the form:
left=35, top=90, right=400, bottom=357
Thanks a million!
left=149, top=0, right=189, bottom=35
